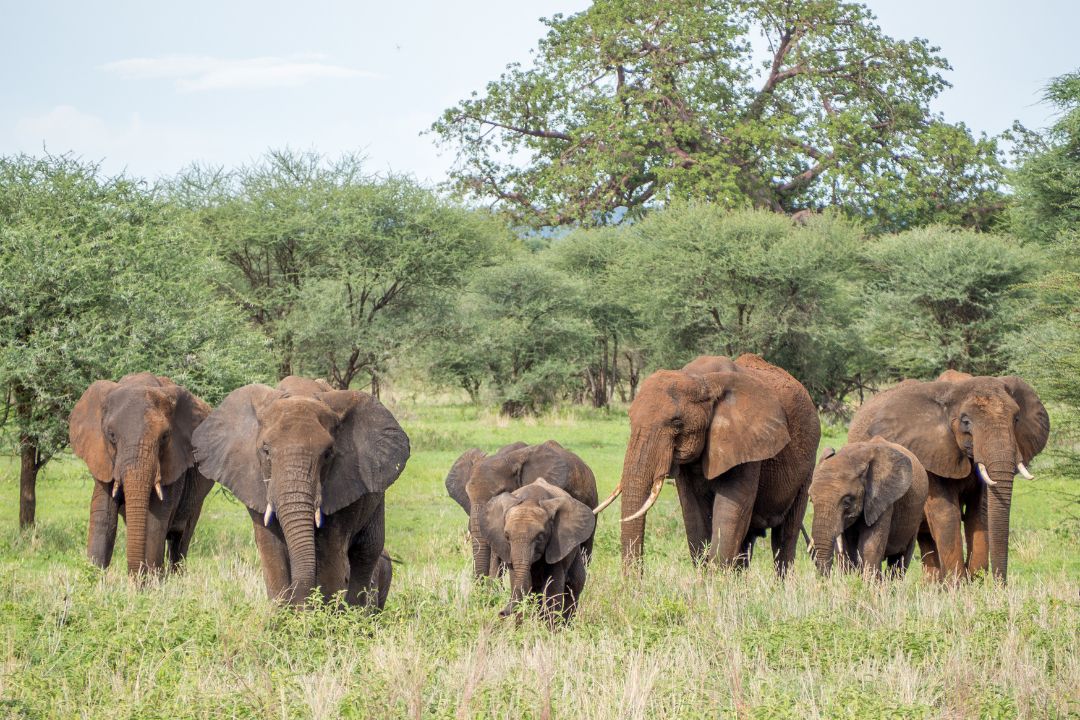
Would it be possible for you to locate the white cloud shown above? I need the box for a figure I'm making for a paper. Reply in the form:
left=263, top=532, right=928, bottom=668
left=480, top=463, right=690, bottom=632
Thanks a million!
left=101, top=54, right=375, bottom=92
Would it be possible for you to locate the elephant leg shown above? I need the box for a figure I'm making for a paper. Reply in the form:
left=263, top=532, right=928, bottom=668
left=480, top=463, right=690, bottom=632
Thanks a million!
left=770, top=483, right=809, bottom=577
left=141, top=501, right=171, bottom=574
left=87, top=480, right=119, bottom=568
left=564, top=554, right=586, bottom=620
left=917, top=523, right=940, bottom=582
left=886, top=540, right=915, bottom=578
left=924, top=477, right=965, bottom=581
left=542, top=565, right=567, bottom=623
left=248, top=509, right=292, bottom=602
left=315, top=532, right=350, bottom=605
left=707, top=462, right=761, bottom=568
left=963, top=484, right=989, bottom=575
left=346, top=504, right=385, bottom=608
left=168, top=473, right=212, bottom=571
left=675, top=467, right=712, bottom=563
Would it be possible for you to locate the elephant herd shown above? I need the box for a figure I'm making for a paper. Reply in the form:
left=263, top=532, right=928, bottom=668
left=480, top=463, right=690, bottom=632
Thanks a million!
left=67, top=354, right=1049, bottom=622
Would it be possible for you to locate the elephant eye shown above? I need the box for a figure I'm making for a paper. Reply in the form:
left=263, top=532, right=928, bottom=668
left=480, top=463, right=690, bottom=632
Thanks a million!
left=671, top=418, right=684, bottom=430
left=1013, top=414, right=1020, bottom=424
left=260, top=443, right=270, bottom=456
left=960, top=416, right=972, bottom=431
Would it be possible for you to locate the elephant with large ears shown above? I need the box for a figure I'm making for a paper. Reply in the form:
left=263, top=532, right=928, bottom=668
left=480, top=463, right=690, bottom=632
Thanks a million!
left=69, top=372, right=213, bottom=576
left=479, top=478, right=596, bottom=623
left=192, top=376, right=409, bottom=607
left=848, top=373, right=1048, bottom=582
left=445, top=440, right=598, bottom=579
left=597, top=354, right=820, bottom=573
left=809, top=438, right=928, bottom=577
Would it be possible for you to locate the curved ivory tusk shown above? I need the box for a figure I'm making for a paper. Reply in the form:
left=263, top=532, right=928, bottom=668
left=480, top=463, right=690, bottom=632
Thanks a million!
left=263, top=503, right=274, bottom=527
left=154, top=482, right=164, bottom=502
left=111, top=481, right=120, bottom=498
left=977, top=463, right=996, bottom=486
left=1017, top=462, right=1034, bottom=480
left=315, top=508, right=323, bottom=528
left=593, top=484, right=622, bottom=515
left=622, top=476, right=665, bottom=523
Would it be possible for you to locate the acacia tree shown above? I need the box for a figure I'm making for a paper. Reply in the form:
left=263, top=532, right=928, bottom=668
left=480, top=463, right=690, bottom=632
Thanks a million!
left=0, top=154, right=269, bottom=527
left=175, top=150, right=510, bottom=392
left=432, top=0, right=1004, bottom=232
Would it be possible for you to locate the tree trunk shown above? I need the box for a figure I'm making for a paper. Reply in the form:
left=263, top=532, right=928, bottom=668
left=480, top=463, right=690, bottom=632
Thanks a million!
left=19, top=440, right=37, bottom=529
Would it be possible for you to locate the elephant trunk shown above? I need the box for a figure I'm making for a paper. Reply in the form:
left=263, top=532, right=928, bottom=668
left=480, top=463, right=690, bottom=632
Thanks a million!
left=975, top=435, right=1019, bottom=582
left=811, top=510, right=842, bottom=575
left=275, top=462, right=318, bottom=605
left=618, top=429, right=673, bottom=569
left=470, top=509, right=491, bottom=578
left=501, top=542, right=533, bottom=617
left=120, top=443, right=159, bottom=576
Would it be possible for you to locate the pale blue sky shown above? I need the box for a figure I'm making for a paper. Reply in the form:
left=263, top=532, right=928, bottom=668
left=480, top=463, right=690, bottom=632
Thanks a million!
left=1, top=1, right=1075, bottom=183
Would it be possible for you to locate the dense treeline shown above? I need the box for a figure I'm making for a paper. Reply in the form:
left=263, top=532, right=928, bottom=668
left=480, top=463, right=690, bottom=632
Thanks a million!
left=3, top=67, right=1079, bottom=525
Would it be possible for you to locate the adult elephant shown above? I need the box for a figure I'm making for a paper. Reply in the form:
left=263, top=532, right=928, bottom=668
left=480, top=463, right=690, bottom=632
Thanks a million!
left=69, top=372, right=213, bottom=575
left=192, top=376, right=409, bottom=607
left=848, top=373, right=1049, bottom=582
left=445, top=440, right=598, bottom=579
left=597, top=354, right=819, bottom=573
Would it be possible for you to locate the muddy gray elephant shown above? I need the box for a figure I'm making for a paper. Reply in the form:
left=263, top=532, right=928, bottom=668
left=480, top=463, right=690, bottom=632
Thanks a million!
left=445, top=440, right=598, bottom=579
left=809, top=438, right=928, bottom=577
left=597, top=354, right=820, bottom=573
left=69, top=372, right=213, bottom=576
left=192, top=376, right=409, bottom=607
left=848, top=372, right=1048, bottom=582
left=478, top=478, right=595, bottom=622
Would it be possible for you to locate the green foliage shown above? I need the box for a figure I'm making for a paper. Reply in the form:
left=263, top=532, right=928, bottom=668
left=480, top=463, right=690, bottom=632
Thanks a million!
left=0, top=153, right=269, bottom=466
left=432, top=0, right=1005, bottom=232
left=615, top=206, right=871, bottom=405
left=860, top=227, right=1039, bottom=379
left=171, top=150, right=511, bottom=389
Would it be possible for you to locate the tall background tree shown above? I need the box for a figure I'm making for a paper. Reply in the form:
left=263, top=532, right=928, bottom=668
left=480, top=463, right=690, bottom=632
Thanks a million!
left=432, top=0, right=1005, bottom=232
left=0, top=154, right=270, bottom=527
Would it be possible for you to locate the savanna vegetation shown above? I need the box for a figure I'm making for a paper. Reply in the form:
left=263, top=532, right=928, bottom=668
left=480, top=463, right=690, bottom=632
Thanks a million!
left=1, top=1, right=1078, bottom=717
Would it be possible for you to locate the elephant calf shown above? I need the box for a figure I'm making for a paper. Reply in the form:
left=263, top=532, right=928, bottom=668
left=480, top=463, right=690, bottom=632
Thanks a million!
left=479, top=479, right=596, bottom=623
left=445, top=440, right=598, bottom=579
left=809, top=437, right=928, bottom=577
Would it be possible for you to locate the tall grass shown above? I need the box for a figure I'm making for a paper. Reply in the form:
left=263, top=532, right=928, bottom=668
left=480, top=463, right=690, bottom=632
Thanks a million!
left=0, top=403, right=1076, bottom=718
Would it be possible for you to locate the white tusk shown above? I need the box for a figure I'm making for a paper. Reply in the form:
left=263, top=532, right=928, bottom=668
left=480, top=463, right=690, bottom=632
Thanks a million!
left=593, top=484, right=622, bottom=515
left=315, top=508, right=323, bottom=528
left=154, top=482, right=164, bottom=502
left=622, top=476, right=665, bottom=523
left=1017, top=462, right=1034, bottom=480
left=263, top=503, right=274, bottom=527
left=111, top=481, right=120, bottom=498
left=977, top=463, right=996, bottom=486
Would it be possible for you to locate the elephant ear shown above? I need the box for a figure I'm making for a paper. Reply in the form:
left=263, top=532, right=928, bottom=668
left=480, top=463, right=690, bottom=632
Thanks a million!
left=317, top=390, right=410, bottom=514
left=446, top=448, right=486, bottom=514
left=1001, top=376, right=1050, bottom=463
left=192, top=384, right=279, bottom=512
left=540, top=490, right=596, bottom=564
left=858, top=382, right=970, bottom=479
left=701, top=372, right=791, bottom=480
left=478, top=492, right=519, bottom=562
left=159, top=384, right=210, bottom=487
left=515, top=441, right=571, bottom=489
left=69, top=380, right=119, bottom=483
left=862, top=439, right=915, bottom=526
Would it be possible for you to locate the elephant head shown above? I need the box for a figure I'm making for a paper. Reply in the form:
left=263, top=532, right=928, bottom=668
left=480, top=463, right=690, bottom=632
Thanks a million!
left=808, top=439, right=917, bottom=574
left=478, top=479, right=595, bottom=617
left=597, top=362, right=790, bottom=565
left=69, top=372, right=208, bottom=574
left=852, top=375, right=1048, bottom=580
left=192, top=378, right=409, bottom=604
left=445, top=441, right=567, bottom=577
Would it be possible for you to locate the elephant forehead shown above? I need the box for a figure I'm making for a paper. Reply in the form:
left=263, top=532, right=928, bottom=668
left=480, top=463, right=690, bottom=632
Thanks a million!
left=105, top=387, right=170, bottom=428
left=506, top=503, right=547, bottom=526
left=967, top=391, right=1017, bottom=416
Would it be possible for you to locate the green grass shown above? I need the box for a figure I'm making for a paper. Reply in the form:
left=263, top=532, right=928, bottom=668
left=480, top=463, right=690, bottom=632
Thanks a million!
left=1, top=401, right=1077, bottom=718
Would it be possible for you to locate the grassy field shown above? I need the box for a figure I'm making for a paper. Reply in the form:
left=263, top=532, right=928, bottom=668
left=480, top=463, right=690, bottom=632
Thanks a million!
left=1, top=401, right=1077, bottom=719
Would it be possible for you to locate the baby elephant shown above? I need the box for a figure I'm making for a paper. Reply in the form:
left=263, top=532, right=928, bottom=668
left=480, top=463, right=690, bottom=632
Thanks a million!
left=809, top=437, right=928, bottom=577
left=478, top=478, right=596, bottom=623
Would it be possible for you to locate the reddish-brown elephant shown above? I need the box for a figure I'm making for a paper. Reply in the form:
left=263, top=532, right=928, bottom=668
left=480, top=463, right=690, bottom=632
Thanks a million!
left=848, top=372, right=1049, bottom=582
left=809, top=438, right=928, bottom=577
left=598, top=354, right=820, bottom=573
left=69, top=372, right=213, bottom=575
left=192, top=376, right=408, bottom=607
